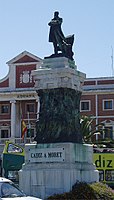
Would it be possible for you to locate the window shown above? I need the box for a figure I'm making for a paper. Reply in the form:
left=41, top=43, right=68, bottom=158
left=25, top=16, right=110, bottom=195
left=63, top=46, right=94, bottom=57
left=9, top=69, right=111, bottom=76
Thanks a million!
left=1, top=130, right=9, bottom=138
left=104, top=126, right=113, bottom=139
left=7, top=143, right=23, bottom=153
left=1, top=182, right=24, bottom=198
left=27, top=128, right=35, bottom=138
left=103, top=100, right=113, bottom=110
left=1, top=105, right=9, bottom=114
left=80, top=100, right=90, bottom=111
left=26, top=103, right=35, bottom=113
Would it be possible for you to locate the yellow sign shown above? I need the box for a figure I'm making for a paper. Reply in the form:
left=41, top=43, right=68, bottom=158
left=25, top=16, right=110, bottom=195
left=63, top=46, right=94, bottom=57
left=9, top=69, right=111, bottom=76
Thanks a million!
left=93, top=153, right=114, bottom=183
left=93, top=153, right=114, bottom=169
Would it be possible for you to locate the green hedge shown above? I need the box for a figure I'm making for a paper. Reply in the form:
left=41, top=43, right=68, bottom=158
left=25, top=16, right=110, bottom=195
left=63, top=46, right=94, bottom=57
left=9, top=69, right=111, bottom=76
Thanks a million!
left=47, top=182, right=114, bottom=200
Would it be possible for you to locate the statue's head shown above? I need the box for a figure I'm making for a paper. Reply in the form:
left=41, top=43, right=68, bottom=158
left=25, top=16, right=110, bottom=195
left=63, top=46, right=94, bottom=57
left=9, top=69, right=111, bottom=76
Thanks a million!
left=54, top=11, right=59, bottom=18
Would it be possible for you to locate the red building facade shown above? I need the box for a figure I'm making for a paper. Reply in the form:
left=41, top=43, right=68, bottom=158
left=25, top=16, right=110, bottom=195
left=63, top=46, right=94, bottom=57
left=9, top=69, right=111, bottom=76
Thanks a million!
left=0, top=51, right=42, bottom=144
left=80, top=78, right=114, bottom=141
left=0, top=51, right=114, bottom=145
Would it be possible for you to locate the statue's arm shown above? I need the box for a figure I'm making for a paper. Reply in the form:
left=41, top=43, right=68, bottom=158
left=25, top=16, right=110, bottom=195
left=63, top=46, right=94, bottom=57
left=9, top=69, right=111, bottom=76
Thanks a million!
left=48, top=18, right=63, bottom=26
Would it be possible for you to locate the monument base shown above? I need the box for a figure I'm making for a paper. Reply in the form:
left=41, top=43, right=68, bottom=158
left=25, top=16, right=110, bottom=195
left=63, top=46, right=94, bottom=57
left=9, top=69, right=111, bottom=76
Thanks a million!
left=19, top=143, right=99, bottom=199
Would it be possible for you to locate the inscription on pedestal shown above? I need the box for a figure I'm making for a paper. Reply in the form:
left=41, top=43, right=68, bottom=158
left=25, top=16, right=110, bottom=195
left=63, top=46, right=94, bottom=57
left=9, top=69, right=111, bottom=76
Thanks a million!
left=28, top=147, right=65, bottom=163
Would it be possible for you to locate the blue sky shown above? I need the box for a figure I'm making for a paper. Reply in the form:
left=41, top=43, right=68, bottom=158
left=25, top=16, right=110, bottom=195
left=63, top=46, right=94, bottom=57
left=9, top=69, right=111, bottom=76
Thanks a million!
left=0, top=0, right=114, bottom=79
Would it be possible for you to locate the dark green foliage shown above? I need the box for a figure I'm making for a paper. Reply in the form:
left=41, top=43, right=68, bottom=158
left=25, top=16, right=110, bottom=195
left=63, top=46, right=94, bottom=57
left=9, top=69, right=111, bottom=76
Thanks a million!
left=35, top=88, right=82, bottom=143
left=47, top=182, right=114, bottom=200
left=80, top=115, right=104, bottom=142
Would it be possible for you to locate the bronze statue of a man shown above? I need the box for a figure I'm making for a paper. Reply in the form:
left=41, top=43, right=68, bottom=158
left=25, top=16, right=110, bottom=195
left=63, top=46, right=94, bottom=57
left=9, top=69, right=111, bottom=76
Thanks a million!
left=48, top=11, right=65, bottom=54
left=48, top=11, right=74, bottom=60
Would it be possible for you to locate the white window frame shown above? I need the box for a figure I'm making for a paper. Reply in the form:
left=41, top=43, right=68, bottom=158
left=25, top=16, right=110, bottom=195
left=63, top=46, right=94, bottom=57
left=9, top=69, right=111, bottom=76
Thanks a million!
left=104, top=124, right=113, bottom=140
left=80, top=100, right=91, bottom=112
left=26, top=103, right=35, bottom=113
left=103, top=99, right=113, bottom=111
left=0, top=104, right=10, bottom=114
left=0, top=127, right=10, bottom=139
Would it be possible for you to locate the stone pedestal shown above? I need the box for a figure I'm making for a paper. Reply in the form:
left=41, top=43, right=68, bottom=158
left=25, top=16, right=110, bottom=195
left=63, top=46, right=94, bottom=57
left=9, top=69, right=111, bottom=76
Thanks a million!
left=33, top=57, right=85, bottom=91
left=19, top=57, right=99, bottom=199
left=32, top=57, right=86, bottom=144
left=19, top=143, right=99, bottom=199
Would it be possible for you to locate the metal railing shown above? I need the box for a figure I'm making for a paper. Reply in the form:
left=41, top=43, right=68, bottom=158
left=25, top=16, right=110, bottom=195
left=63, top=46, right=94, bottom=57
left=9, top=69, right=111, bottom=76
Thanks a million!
left=0, top=137, right=32, bottom=145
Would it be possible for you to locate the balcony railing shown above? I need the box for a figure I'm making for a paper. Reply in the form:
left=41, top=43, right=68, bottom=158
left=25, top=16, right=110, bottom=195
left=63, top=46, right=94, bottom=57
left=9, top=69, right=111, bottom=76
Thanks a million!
left=0, top=137, right=33, bottom=145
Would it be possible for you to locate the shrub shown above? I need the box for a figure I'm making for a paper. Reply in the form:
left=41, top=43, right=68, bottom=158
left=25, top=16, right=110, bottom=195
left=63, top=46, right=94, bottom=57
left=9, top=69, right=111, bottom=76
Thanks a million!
left=47, top=182, right=114, bottom=200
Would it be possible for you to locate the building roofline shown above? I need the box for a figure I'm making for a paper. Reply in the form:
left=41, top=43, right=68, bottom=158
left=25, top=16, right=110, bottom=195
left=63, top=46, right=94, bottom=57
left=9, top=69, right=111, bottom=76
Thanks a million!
left=6, top=50, right=42, bottom=65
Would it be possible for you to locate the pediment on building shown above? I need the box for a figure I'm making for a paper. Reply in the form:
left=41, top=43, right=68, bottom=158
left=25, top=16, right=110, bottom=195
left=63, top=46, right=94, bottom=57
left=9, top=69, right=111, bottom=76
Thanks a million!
left=6, top=51, right=42, bottom=65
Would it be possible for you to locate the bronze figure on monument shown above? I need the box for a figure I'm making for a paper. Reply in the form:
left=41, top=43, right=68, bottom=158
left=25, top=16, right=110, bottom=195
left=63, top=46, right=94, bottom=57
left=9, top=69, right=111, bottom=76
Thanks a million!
left=47, top=11, right=74, bottom=60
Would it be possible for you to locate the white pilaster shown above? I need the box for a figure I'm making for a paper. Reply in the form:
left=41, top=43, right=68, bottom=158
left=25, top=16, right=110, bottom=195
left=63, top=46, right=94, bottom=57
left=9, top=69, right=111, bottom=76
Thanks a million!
left=9, top=64, right=16, bottom=89
left=10, top=100, right=16, bottom=142
left=95, top=94, right=98, bottom=140
left=36, top=96, right=40, bottom=121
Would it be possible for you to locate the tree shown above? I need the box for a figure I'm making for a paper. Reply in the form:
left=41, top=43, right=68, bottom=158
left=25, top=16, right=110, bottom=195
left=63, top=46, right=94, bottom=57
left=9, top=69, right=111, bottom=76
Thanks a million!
left=80, top=115, right=104, bottom=143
